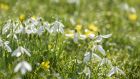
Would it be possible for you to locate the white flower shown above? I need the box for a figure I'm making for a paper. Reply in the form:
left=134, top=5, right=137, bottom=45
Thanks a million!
left=50, top=21, right=64, bottom=33
left=14, top=61, right=32, bottom=75
left=83, top=52, right=91, bottom=63
left=89, top=34, right=95, bottom=39
left=96, top=45, right=106, bottom=56
left=4, top=41, right=12, bottom=52
left=0, top=39, right=12, bottom=52
left=12, top=46, right=31, bottom=57
left=2, top=20, right=12, bottom=34
left=92, top=53, right=102, bottom=61
left=83, top=66, right=91, bottom=79
left=107, top=66, right=125, bottom=77
left=73, top=32, right=78, bottom=43
left=98, top=58, right=112, bottom=67
left=95, top=34, right=112, bottom=43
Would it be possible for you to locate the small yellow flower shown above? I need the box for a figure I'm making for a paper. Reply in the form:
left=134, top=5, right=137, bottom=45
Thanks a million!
left=128, top=13, right=137, bottom=22
left=19, top=14, right=25, bottom=22
left=41, top=61, right=50, bottom=70
left=0, top=3, right=9, bottom=11
left=75, top=24, right=82, bottom=33
left=88, top=24, right=98, bottom=32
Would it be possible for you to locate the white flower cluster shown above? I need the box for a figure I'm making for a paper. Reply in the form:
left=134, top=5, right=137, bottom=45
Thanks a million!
left=81, top=34, right=125, bottom=78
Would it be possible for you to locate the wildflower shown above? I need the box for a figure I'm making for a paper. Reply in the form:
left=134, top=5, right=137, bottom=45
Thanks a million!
left=128, top=13, right=137, bottom=22
left=83, top=66, right=91, bottom=79
left=2, top=20, right=12, bottom=34
left=83, top=52, right=92, bottom=63
left=14, top=61, right=32, bottom=75
left=0, top=39, right=12, bottom=52
left=73, top=30, right=78, bottom=43
left=96, top=45, right=106, bottom=56
left=107, top=66, right=125, bottom=77
left=98, top=58, right=112, bottom=67
left=12, top=46, right=31, bottom=57
left=75, top=24, right=82, bottom=33
left=88, top=23, right=98, bottom=32
left=50, top=21, right=64, bottom=34
left=95, top=34, right=112, bottom=43
left=0, top=3, right=9, bottom=11
left=19, top=14, right=25, bottom=23
left=41, top=61, right=50, bottom=70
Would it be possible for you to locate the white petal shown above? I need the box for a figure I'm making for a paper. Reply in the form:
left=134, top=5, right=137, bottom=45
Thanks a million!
left=101, top=34, right=112, bottom=38
left=5, top=45, right=12, bottom=52
left=83, top=52, right=91, bottom=63
left=14, top=62, right=22, bottom=73
left=97, top=45, right=106, bottom=56
left=107, top=67, right=116, bottom=77
left=116, top=67, right=125, bottom=75
left=92, top=53, right=102, bottom=61
left=21, top=67, right=26, bottom=75
left=23, top=61, right=32, bottom=71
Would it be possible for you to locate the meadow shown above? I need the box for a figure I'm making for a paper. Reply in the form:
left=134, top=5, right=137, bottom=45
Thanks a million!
left=0, top=0, right=140, bottom=79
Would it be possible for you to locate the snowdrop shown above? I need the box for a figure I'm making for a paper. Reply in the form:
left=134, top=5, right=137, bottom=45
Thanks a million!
left=14, top=61, right=32, bottom=75
left=98, top=58, right=112, bottom=67
left=83, top=66, right=91, bottom=79
left=50, top=21, right=64, bottom=34
left=12, top=46, right=31, bottom=57
left=83, top=52, right=92, bottom=63
left=96, top=45, right=106, bottom=56
left=107, top=66, right=125, bottom=77
left=73, top=31, right=78, bottom=42
left=0, top=39, right=12, bottom=52
left=95, top=34, right=112, bottom=43
left=2, top=19, right=12, bottom=34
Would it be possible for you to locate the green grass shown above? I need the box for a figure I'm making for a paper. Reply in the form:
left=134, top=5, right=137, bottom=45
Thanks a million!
left=0, top=0, right=140, bottom=79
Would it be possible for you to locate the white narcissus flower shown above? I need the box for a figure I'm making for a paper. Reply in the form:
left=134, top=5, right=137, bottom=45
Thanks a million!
left=14, top=61, right=32, bottom=75
left=12, top=46, right=31, bottom=57
left=107, top=66, right=125, bottom=77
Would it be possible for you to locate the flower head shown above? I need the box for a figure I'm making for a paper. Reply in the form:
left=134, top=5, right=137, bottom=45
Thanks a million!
left=41, top=61, right=50, bottom=70
left=14, top=61, right=32, bottom=75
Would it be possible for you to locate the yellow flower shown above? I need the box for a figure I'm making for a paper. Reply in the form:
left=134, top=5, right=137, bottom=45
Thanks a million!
left=128, top=13, right=137, bottom=22
left=19, top=14, right=25, bottom=22
left=41, top=61, right=50, bottom=70
left=88, top=24, right=98, bottom=32
left=75, top=24, right=82, bottom=33
left=0, top=3, right=9, bottom=11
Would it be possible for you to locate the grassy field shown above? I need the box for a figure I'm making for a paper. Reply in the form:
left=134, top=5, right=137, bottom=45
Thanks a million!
left=0, top=0, right=140, bottom=79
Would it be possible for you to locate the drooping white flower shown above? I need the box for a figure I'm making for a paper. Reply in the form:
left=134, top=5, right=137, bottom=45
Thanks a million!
left=98, top=58, right=112, bottom=67
left=83, top=52, right=92, bottom=63
left=83, top=66, right=91, bottom=79
left=95, top=34, right=112, bottom=43
left=50, top=21, right=64, bottom=34
left=0, top=39, right=12, bottom=52
left=107, top=66, right=125, bottom=77
left=4, top=41, right=12, bottom=52
left=2, top=20, right=12, bottom=34
left=73, top=31, right=78, bottom=43
left=14, top=61, right=32, bottom=75
left=96, top=45, right=106, bottom=56
left=12, top=46, right=31, bottom=57
left=92, top=53, right=102, bottom=61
